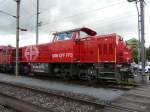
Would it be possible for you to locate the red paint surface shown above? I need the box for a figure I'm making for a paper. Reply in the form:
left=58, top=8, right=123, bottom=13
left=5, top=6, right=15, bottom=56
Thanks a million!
left=0, top=27, right=132, bottom=64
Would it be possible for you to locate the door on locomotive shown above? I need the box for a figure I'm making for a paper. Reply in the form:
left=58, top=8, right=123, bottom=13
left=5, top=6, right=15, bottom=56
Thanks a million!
left=49, top=30, right=79, bottom=78
left=51, top=31, right=78, bottom=62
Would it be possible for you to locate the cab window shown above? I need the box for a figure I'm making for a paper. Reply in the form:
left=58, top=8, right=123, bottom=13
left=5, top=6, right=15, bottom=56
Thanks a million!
left=80, top=31, right=89, bottom=38
left=56, top=32, right=73, bottom=41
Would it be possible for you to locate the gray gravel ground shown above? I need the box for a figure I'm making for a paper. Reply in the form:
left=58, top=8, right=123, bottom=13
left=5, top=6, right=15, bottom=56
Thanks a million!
left=0, top=83, right=103, bottom=112
left=0, top=105, right=16, bottom=112
left=0, top=73, right=126, bottom=112
left=0, top=73, right=125, bottom=102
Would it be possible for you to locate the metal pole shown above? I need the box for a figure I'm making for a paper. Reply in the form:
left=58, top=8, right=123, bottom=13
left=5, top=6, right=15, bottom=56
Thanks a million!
left=15, top=0, right=21, bottom=77
left=140, top=0, right=145, bottom=82
left=36, top=0, right=39, bottom=45
left=135, top=1, right=141, bottom=79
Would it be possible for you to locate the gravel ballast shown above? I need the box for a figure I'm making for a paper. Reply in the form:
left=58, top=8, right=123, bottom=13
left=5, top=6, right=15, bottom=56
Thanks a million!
left=0, top=73, right=125, bottom=101
left=0, top=73, right=125, bottom=112
left=0, top=105, right=16, bottom=112
left=0, top=83, right=103, bottom=112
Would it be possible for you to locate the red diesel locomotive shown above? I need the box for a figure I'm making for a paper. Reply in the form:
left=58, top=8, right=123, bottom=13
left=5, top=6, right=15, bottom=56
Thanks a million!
left=0, top=27, right=132, bottom=82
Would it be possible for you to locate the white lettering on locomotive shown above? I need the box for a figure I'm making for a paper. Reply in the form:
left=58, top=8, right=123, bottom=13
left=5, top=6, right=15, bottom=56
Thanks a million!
left=25, top=46, right=39, bottom=61
left=66, top=53, right=73, bottom=57
left=52, top=53, right=73, bottom=58
left=59, top=53, right=65, bottom=58
left=52, top=54, right=58, bottom=58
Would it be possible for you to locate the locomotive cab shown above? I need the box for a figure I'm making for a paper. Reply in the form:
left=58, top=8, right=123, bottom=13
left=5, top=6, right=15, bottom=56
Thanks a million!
left=50, top=27, right=97, bottom=62
left=52, top=27, right=97, bottom=42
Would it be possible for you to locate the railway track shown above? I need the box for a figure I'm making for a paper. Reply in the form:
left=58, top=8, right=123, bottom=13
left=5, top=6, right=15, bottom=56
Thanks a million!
left=0, top=80, right=143, bottom=112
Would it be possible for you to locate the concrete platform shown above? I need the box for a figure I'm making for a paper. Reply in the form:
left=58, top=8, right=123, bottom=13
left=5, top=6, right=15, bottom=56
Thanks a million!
left=104, top=83, right=150, bottom=112
left=0, top=73, right=124, bottom=102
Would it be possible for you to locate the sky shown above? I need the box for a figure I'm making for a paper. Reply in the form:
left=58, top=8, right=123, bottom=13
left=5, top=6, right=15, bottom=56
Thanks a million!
left=0, top=0, right=150, bottom=47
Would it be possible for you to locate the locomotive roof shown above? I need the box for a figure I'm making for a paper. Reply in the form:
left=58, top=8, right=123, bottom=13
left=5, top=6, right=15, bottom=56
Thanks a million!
left=53, top=27, right=97, bottom=36
left=0, top=46, right=6, bottom=49
left=0, top=45, right=13, bottom=50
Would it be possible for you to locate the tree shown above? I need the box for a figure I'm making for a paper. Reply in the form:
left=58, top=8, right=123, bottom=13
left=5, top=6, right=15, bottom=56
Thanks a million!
left=126, top=38, right=139, bottom=63
left=146, top=46, right=150, bottom=61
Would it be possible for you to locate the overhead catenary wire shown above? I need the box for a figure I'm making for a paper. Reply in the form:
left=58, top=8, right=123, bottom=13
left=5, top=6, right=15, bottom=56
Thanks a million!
left=20, top=2, right=138, bottom=39
left=20, top=1, right=127, bottom=32
left=0, top=10, right=16, bottom=18
left=30, top=14, right=137, bottom=33
left=0, top=0, right=7, bottom=8
left=27, top=12, right=136, bottom=31
left=19, top=1, right=39, bottom=33
left=21, top=0, right=149, bottom=33
left=20, top=1, right=38, bottom=20
left=38, top=11, right=137, bottom=29
left=40, top=1, right=125, bottom=16
left=39, top=1, right=127, bottom=27
left=30, top=0, right=37, bottom=7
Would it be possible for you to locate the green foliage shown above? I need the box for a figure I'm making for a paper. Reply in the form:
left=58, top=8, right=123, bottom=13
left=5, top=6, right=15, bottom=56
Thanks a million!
left=126, top=38, right=139, bottom=63
left=126, top=38, right=138, bottom=49
left=146, top=46, right=150, bottom=61
left=127, top=38, right=150, bottom=62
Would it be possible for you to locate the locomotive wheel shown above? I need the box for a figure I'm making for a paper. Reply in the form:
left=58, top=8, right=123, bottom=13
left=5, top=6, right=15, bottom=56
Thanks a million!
left=87, top=66, right=97, bottom=81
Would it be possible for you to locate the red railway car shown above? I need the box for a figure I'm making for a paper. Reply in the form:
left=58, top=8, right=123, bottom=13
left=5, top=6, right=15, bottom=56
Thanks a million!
left=0, top=46, right=15, bottom=72
left=0, top=27, right=132, bottom=82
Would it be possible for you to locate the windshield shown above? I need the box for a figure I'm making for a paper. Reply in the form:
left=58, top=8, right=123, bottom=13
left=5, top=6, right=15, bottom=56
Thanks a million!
left=56, top=32, right=73, bottom=41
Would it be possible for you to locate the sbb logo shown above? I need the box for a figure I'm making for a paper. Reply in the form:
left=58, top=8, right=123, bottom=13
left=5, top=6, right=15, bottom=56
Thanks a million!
left=25, top=46, right=39, bottom=61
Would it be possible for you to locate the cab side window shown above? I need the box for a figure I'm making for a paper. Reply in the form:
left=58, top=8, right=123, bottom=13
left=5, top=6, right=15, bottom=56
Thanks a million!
left=80, top=31, right=88, bottom=38
left=56, top=32, right=73, bottom=41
